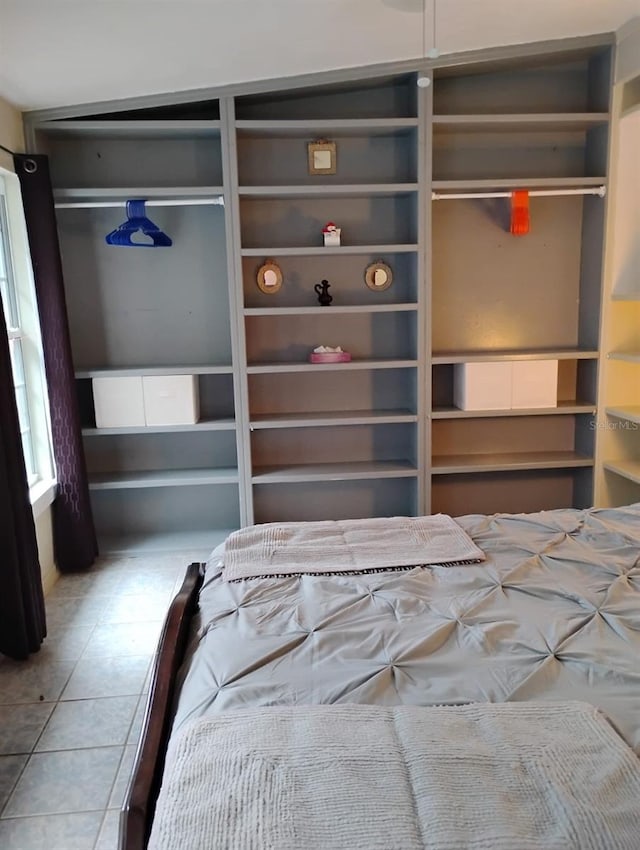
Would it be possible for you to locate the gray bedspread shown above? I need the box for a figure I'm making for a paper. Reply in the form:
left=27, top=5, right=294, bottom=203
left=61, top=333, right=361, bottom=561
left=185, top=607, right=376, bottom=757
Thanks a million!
left=173, top=504, right=640, bottom=752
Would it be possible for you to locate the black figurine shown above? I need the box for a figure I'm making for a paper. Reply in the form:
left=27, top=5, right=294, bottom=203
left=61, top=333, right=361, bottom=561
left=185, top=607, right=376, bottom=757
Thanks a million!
left=314, top=279, right=333, bottom=306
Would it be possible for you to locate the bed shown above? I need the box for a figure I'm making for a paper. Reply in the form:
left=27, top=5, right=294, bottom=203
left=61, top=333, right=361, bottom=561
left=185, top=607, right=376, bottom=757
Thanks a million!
left=120, top=504, right=640, bottom=849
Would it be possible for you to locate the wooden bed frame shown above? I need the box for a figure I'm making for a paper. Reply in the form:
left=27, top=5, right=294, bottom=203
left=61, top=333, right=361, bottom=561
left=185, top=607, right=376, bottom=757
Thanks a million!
left=119, top=562, right=205, bottom=850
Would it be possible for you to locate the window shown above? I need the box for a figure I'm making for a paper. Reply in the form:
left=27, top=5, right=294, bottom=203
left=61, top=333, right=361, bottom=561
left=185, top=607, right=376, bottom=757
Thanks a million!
left=1, top=190, right=37, bottom=481
left=0, top=168, right=55, bottom=508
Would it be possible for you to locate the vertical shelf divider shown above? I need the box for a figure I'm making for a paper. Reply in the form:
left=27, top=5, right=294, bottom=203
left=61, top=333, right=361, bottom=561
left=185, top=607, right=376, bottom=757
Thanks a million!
left=220, top=96, right=254, bottom=526
left=593, top=69, right=640, bottom=507
left=418, top=71, right=433, bottom=516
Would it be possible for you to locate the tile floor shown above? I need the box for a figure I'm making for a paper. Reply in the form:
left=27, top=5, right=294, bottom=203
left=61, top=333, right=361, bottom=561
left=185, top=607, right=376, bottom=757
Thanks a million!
left=0, top=549, right=209, bottom=850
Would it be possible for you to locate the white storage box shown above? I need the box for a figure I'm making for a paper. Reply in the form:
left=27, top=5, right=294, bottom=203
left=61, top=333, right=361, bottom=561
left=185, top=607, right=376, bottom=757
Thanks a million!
left=453, top=362, right=512, bottom=411
left=511, top=360, right=558, bottom=408
left=93, top=376, right=145, bottom=428
left=142, top=375, right=200, bottom=426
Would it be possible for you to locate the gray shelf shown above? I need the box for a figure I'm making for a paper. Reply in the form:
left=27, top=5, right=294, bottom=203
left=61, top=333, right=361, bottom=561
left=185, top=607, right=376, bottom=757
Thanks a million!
left=244, top=304, right=417, bottom=316
left=252, top=460, right=417, bottom=483
left=431, top=177, right=606, bottom=191
left=98, top=528, right=235, bottom=554
left=235, top=119, right=419, bottom=137
left=606, top=406, right=640, bottom=425
left=238, top=183, right=418, bottom=198
left=250, top=409, right=417, bottom=429
left=88, top=468, right=239, bottom=490
left=432, top=451, right=593, bottom=475
left=432, top=113, right=609, bottom=133
left=82, top=418, right=236, bottom=436
left=241, top=244, right=418, bottom=257
left=608, top=351, right=640, bottom=362
left=54, top=186, right=225, bottom=202
left=432, top=402, right=596, bottom=419
left=75, top=365, right=233, bottom=378
left=603, top=460, right=640, bottom=486
left=39, top=120, right=221, bottom=139
left=432, top=349, right=599, bottom=364
left=246, top=359, right=418, bottom=374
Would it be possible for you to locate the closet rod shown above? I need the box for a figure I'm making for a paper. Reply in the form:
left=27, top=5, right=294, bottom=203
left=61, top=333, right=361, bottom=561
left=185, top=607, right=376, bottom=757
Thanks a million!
left=54, top=198, right=225, bottom=209
left=432, top=186, right=606, bottom=200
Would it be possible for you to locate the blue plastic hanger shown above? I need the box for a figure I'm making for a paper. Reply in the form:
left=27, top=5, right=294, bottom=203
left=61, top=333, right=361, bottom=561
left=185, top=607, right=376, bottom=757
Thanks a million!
left=105, top=199, right=172, bottom=248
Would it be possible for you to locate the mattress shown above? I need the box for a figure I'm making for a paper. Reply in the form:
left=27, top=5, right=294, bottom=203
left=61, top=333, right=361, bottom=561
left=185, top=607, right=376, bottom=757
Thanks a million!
left=172, top=504, right=640, bottom=752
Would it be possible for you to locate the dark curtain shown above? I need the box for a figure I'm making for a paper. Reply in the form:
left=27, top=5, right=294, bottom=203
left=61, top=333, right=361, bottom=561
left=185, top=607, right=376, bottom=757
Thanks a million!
left=0, top=305, right=46, bottom=659
left=14, top=154, right=97, bottom=573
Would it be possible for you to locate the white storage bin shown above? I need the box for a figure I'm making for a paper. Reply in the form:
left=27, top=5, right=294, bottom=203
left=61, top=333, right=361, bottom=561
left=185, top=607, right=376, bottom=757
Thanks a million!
left=143, top=375, right=200, bottom=426
left=93, top=377, right=145, bottom=428
left=511, top=360, right=558, bottom=408
left=453, top=362, right=512, bottom=411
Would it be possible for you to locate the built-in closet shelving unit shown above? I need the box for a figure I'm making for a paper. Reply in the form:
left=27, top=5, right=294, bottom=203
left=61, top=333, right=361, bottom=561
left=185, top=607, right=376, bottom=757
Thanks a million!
left=225, top=79, right=427, bottom=524
left=429, top=50, right=611, bottom=515
left=31, top=35, right=620, bottom=548
left=596, top=64, right=640, bottom=507
left=36, top=107, right=245, bottom=550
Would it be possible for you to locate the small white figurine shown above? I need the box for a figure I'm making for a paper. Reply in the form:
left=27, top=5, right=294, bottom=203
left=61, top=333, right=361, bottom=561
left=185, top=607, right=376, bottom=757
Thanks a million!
left=322, top=222, right=341, bottom=247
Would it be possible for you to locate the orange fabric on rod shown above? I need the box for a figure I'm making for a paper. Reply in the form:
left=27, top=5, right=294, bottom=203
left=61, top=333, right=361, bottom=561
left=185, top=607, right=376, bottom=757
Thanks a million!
left=510, top=190, right=530, bottom=235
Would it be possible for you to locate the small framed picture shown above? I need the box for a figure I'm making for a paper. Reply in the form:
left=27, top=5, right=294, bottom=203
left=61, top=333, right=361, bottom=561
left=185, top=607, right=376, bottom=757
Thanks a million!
left=308, top=140, right=337, bottom=175
left=256, top=259, right=283, bottom=294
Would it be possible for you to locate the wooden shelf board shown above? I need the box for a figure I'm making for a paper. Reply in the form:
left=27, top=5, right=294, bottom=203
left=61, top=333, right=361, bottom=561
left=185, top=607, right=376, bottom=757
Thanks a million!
left=432, top=349, right=598, bottom=364
left=431, top=451, right=593, bottom=475
left=603, top=460, right=640, bottom=486
left=431, top=177, right=606, bottom=191
left=608, top=351, right=640, bottom=362
left=611, top=293, right=640, bottom=302
left=621, top=101, right=640, bottom=120
left=39, top=120, right=221, bottom=139
left=250, top=409, right=417, bottom=429
left=82, top=418, right=236, bottom=436
left=235, top=118, right=418, bottom=137
left=432, top=402, right=596, bottom=419
left=241, top=244, right=418, bottom=257
left=238, top=183, right=418, bottom=198
left=97, top=528, right=235, bottom=554
left=244, top=304, right=418, bottom=316
left=75, top=364, right=233, bottom=378
left=55, top=186, right=224, bottom=202
left=606, top=406, right=640, bottom=425
left=252, top=460, right=417, bottom=483
left=432, top=113, right=609, bottom=133
left=247, top=358, right=418, bottom=374
left=89, top=468, right=239, bottom=490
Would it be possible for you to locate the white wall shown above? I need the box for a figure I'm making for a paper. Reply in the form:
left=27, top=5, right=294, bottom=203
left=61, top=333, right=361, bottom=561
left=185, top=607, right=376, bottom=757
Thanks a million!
left=35, top=509, right=57, bottom=594
left=616, top=17, right=640, bottom=82
left=0, top=94, right=58, bottom=592
left=0, top=0, right=638, bottom=111
left=0, top=96, right=23, bottom=169
left=435, top=0, right=638, bottom=54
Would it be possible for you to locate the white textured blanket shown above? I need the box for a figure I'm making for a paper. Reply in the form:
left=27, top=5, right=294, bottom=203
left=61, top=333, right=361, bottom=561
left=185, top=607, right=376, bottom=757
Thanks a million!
left=149, top=702, right=640, bottom=850
left=222, top=514, right=484, bottom=581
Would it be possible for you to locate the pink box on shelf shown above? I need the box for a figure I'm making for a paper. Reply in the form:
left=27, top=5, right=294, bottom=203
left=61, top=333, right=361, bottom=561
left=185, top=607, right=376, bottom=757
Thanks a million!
left=309, top=351, right=352, bottom=363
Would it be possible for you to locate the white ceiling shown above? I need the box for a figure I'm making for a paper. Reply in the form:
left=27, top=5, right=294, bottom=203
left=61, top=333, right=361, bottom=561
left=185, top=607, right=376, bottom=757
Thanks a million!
left=0, top=0, right=638, bottom=112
